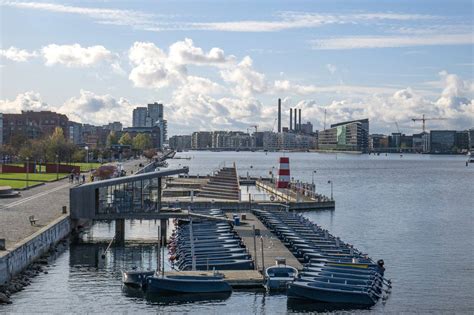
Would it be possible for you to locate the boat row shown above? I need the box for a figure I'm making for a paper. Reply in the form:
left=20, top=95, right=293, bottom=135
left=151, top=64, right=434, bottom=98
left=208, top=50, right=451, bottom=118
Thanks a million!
left=168, top=209, right=254, bottom=271
left=254, top=209, right=391, bottom=306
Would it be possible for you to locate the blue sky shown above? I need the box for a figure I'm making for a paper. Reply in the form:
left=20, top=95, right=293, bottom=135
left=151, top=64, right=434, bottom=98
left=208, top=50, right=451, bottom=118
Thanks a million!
left=0, top=0, right=473, bottom=135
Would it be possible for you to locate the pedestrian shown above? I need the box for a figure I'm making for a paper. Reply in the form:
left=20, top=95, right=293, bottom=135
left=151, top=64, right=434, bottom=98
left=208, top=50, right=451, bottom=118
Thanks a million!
left=75, top=173, right=80, bottom=183
left=91, top=175, right=95, bottom=182
left=82, top=174, right=86, bottom=183
left=69, top=172, right=74, bottom=183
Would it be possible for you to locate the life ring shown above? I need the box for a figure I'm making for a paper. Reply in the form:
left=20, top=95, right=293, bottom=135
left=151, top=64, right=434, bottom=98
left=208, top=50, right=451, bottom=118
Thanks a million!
left=270, top=195, right=275, bottom=201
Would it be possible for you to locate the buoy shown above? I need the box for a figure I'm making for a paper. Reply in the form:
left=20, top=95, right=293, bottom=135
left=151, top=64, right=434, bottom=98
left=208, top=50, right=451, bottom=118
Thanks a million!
left=277, top=157, right=290, bottom=188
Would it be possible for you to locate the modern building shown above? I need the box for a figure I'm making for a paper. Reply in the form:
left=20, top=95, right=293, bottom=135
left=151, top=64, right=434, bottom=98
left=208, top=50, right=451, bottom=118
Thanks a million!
left=169, top=135, right=192, bottom=151
left=68, top=121, right=83, bottom=145
left=103, top=121, right=123, bottom=132
left=412, top=132, right=430, bottom=153
left=455, top=130, right=470, bottom=153
left=469, top=128, right=474, bottom=151
left=132, top=103, right=167, bottom=148
left=369, top=134, right=388, bottom=151
left=132, top=107, right=148, bottom=128
left=430, top=130, right=456, bottom=153
left=1, top=111, right=69, bottom=145
left=319, top=118, right=369, bottom=152
left=191, top=131, right=212, bottom=149
left=122, top=126, right=162, bottom=149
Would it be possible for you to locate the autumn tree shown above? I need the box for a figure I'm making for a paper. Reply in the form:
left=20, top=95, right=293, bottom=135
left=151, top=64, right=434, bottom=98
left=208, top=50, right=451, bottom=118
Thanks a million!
left=118, top=132, right=132, bottom=146
left=106, top=131, right=118, bottom=148
left=132, top=133, right=153, bottom=152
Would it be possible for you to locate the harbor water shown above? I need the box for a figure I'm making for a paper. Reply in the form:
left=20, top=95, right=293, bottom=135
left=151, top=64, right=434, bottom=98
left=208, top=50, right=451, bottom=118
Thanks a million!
left=2, top=152, right=473, bottom=313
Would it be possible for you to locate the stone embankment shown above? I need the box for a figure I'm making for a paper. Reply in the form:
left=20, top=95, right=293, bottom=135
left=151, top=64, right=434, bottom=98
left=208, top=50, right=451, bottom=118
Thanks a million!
left=0, top=239, right=68, bottom=304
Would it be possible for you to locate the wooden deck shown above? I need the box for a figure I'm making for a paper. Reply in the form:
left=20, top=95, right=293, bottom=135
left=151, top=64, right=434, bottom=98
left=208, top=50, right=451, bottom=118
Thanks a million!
left=164, top=270, right=264, bottom=288
left=226, top=212, right=302, bottom=271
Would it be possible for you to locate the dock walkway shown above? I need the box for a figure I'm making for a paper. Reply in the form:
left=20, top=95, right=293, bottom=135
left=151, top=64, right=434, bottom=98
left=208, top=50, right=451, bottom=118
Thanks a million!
left=226, top=212, right=302, bottom=271
left=164, top=270, right=263, bottom=288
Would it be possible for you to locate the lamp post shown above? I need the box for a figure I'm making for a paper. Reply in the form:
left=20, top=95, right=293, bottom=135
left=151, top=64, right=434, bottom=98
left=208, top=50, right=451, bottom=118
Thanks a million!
left=26, top=157, right=29, bottom=188
left=312, top=170, right=317, bottom=193
left=84, top=146, right=89, bottom=172
left=328, top=180, right=333, bottom=201
left=56, top=154, right=59, bottom=180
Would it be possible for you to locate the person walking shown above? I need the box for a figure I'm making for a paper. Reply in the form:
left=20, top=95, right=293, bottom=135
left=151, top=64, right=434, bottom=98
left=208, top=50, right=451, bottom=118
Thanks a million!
left=82, top=174, right=86, bottom=183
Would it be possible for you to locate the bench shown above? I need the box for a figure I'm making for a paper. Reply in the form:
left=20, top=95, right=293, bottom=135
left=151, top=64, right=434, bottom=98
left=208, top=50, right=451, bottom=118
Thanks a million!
left=29, top=215, right=38, bottom=226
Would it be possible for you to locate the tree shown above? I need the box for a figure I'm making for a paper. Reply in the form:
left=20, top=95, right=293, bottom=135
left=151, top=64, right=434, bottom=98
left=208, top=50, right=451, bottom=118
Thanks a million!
left=106, top=131, right=118, bottom=148
left=143, top=148, right=157, bottom=160
left=132, top=133, right=153, bottom=152
left=118, top=133, right=132, bottom=146
left=46, top=127, right=67, bottom=162
left=72, top=149, right=86, bottom=162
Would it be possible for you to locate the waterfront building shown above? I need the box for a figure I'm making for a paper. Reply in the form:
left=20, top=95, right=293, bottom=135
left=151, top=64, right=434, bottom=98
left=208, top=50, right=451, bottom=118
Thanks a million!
left=191, top=131, right=212, bottom=149
left=132, top=103, right=167, bottom=146
left=430, top=130, right=456, bottom=153
left=319, top=118, right=369, bottom=152
left=455, top=130, right=470, bottom=153
left=262, top=131, right=279, bottom=150
left=169, top=135, right=192, bottom=151
left=1, top=111, right=69, bottom=145
left=412, top=132, right=430, bottom=153
left=369, top=134, right=389, bottom=151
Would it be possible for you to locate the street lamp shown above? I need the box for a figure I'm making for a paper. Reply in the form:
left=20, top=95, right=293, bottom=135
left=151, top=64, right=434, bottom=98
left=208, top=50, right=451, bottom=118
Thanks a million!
left=84, top=146, right=89, bottom=172
left=26, top=157, right=29, bottom=188
left=312, top=170, right=317, bottom=193
left=56, top=154, right=59, bottom=180
left=328, top=180, right=333, bottom=201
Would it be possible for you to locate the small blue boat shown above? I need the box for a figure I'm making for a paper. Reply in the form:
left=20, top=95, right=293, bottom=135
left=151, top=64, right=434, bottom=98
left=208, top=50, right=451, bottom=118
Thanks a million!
left=146, top=274, right=232, bottom=294
left=264, top=258, right=298, bottom=291
left=287, top=280, right=378, bottom=306
left=122, top=270, right=155, bottom=287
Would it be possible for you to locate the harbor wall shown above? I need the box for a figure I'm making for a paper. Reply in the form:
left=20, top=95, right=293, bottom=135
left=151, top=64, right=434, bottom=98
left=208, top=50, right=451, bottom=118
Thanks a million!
left=0, top=215, right=70, bottom=284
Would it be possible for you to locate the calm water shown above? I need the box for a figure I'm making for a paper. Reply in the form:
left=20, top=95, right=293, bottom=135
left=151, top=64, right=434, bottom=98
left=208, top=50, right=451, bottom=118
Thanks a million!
left=2, top=152, right=473, bottom=314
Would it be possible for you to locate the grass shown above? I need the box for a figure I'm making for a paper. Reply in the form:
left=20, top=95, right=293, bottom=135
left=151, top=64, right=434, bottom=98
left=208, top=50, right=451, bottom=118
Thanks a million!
left=0, top=173, right=69, bottom=181
left=0, top=179, right=43, bottom=189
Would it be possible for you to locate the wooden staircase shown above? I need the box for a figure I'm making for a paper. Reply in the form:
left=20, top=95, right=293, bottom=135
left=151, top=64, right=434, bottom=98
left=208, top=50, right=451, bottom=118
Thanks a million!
left=198, top=166, right=240, bottom=200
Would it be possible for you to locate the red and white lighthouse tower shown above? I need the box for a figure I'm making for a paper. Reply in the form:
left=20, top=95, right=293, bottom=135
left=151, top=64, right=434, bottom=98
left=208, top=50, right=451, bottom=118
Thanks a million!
left=277, top=157, right=290, bottom=188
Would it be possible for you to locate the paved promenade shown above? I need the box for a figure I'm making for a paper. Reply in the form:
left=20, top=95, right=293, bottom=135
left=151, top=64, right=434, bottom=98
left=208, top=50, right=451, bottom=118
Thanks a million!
left=0, top=159, right=145, bottom=250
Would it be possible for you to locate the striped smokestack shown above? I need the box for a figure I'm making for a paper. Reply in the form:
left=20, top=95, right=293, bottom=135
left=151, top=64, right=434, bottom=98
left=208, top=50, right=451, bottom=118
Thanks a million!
left=277, top=98, right=281, bottom=133
left=289, top=108, right=293, bottom=131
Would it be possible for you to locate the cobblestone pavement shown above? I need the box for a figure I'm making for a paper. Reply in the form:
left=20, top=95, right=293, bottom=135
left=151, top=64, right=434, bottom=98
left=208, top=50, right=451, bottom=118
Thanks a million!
left=0, top=159, right=146, bottom=250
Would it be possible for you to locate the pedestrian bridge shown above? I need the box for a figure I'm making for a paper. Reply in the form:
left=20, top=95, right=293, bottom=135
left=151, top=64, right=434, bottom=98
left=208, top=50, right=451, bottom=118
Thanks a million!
left=70, top=167, right=189, bottom=220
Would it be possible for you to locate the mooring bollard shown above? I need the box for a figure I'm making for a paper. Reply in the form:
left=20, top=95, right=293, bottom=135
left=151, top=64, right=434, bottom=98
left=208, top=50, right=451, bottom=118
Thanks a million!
left=0, top=238, right=6, bottom=250
left=62, top=206, right=67, bottom=214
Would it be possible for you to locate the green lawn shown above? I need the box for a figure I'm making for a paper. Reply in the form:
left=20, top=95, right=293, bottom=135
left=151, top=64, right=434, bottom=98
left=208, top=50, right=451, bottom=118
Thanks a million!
left=0, top=173, right=69, bottom=181
left=0, top=179, right=43, bottom=189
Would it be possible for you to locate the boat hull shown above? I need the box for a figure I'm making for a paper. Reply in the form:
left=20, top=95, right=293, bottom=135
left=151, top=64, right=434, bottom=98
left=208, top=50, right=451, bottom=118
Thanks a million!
left=146, top=275, right=232, bottom=294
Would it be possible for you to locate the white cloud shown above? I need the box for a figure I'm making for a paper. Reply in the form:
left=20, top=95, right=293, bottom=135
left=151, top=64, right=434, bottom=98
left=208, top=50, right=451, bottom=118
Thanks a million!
left=57, top=90, right=135, bottom=126
left=168, top=38, right=235, bottom=65
left=128, top=41, right=185, bottom=89
left=0, top=91, right=51, bottom=112
left=273, top=80, right=398, bottom=96
left=0, top=46, right=37, bottom=62
left=41, top=44, right=115, bottom=67
left=310, top=34, right=473, bottom=50
left=3, top=1, right=155, bottom=29
left=220, top=56, right=267, bottom=98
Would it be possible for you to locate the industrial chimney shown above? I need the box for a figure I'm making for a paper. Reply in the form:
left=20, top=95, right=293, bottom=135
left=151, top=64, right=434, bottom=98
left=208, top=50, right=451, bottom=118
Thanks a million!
left=277, top=98, right=282, bottom=133
left=298, top=108, right=302, bottom=132
left=294, top=108, right=297, bottom=132
left=289, top=108, right=293, bottom=131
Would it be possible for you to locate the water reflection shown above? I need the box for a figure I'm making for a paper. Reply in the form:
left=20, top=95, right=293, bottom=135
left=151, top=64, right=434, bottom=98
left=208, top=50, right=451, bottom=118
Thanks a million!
left=287, top=297, right=372, bottom=313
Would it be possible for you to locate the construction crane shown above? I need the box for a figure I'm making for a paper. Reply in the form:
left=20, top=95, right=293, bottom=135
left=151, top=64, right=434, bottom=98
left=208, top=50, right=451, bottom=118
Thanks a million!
left=412, top=114, right=447, bottom=133
left=394, top=121, right=401, bottom=133
left=249, top=125, right=258, bottom=133
left=271, top=118, right=277, bottom=132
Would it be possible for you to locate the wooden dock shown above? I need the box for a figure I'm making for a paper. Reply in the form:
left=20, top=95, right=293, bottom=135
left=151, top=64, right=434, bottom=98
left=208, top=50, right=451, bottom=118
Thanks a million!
left=164, top=270, right=264, bottom=288
left=226, top=212, right=302, bottom=271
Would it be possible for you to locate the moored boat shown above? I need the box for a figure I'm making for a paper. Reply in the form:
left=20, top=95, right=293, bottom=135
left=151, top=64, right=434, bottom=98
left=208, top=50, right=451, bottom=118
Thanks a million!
left=264, top=258, right=298, bottom=291
left=146, top=274, right=232, bottom=294
left=122, top=270, right=155, bottom=287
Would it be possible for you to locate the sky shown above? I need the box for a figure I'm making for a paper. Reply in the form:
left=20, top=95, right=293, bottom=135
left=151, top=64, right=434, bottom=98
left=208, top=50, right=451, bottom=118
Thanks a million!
left=0, top=0, right=473, bottom=136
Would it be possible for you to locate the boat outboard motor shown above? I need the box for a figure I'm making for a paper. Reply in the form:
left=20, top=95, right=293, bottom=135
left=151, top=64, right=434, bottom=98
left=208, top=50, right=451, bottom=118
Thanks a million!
left=377, top=259, right=385, bottom=275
